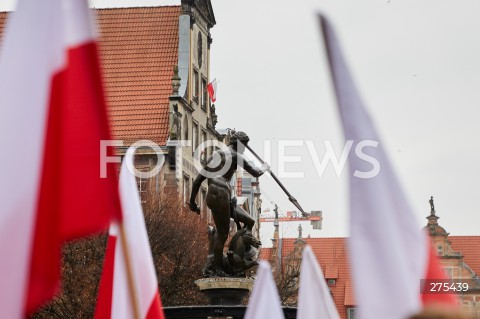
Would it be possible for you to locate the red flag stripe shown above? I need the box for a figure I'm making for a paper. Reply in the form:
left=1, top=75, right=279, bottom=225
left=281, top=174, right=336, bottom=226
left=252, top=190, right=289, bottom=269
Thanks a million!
left=146, top=291, right=164, bottom=319
left=207, top=79, right=216, bottom=102
left=94, top=235, right=117, bottom=319
left=421, top=242, right=459, bottom=306
left=26, top=41, right=121, bottom=314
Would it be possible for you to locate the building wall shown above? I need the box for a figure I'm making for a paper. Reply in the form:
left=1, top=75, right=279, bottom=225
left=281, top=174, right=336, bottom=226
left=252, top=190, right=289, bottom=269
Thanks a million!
left=429, top=229, right=480, bottom=317
left=169, top=3, right=220, bottom=216
left=261, top=230, right=480, bottom=318
left=230, top=170, right=262, bottom=237
left=122, top=1, right=219, bottom=219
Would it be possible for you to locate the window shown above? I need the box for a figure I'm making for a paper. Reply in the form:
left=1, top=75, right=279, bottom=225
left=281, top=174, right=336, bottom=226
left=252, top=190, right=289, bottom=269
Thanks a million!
left=137, top=176, right=147, bottom=201
left=444, top=267, right=453, bottom=278
left=347, top=308, right=356, bottom=319
left=201, top=130, right=207, bottom=162
left=437, top=245, right=443, bottom=256
left=201, top=188, right=207, bottom=214
left=201, top=77, right=208, bottom=110
left=192, top=122, right=199, bottom=156
left=197, top=31, right=203, bottom=68
left=183, top=175, right=190, bottom=203
left=133, top=155, right=150, bottom=202
left=183, top=116, right=189, bottom=140
left=193, top=68, right=199, bottom=102
left=207, top=209, right=212, bottom=224
left=327, top=279, right=336, bottom=286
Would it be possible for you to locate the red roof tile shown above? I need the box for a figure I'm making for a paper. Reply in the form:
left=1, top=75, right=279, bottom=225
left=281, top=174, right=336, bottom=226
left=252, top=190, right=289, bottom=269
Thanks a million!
left=344, top=280, right=355, bottom=306
left=96, top=6, right=181, bottom=145
left=0, top=12, right=8, bottom=43
left=449, top=236, right=480, bottom=276
left=325, top=264, right=339, bottom=279
left=259, top=247, right=272, bottom=260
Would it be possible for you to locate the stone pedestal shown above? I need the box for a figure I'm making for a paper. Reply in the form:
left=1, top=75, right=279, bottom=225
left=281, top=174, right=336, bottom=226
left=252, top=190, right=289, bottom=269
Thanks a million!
left=195, top=277, right=254, bottom=306
left=165, top=278, right=297, bottom=318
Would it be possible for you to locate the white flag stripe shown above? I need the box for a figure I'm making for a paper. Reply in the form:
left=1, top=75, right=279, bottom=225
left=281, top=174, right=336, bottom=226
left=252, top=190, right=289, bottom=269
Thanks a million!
left=111, top=148, right=160, bottom=318
left=245, top=261, right=285, bottom=319
left=298, top=245, right=340, bottom=319
left=320, top=15, right=427, bottom=319
left=63, top=0, right=96, bottom=46
left=0, top=0, right=95, bottom=317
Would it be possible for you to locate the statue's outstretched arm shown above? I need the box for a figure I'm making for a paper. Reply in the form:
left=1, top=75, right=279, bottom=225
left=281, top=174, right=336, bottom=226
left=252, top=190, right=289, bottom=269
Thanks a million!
left=241, top=154, right=269, bottom=178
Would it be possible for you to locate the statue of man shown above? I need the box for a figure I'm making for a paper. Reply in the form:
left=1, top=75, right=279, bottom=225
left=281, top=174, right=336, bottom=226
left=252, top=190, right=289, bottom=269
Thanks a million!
left=188, top=131, right=269, bottom=277
left=429, top=196, right=435, bottom=215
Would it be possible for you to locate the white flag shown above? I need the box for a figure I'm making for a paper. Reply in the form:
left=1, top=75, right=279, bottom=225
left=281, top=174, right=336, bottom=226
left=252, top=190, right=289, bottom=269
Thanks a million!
left=319, top=15, right=457, bottom=319
left=298, top=245, right=340, bottom=319
left=95, top=148, right=165, bottom=319
left=245, top=261, right=285, bottom=319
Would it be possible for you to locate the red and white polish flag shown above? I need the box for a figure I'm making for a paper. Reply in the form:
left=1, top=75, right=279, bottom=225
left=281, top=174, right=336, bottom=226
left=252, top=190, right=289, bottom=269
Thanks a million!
left=207, top=78, right=217, bottom=102
left=0, top=0, right=121, bottom=317
left=95, top=148, right=165, bottom=319
left=319, top=15, right=458, bottom=319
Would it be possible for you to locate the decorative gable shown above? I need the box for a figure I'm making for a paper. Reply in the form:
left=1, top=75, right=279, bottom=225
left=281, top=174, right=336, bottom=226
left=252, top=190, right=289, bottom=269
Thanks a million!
left=181, top=0, right=216, bottom=29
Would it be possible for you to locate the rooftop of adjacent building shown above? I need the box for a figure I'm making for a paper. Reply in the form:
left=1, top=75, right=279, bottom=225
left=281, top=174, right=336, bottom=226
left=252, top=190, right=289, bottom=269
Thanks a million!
left=260, top=236, right=353, bottom=319
left=260, top=197, right=480, bottom=319
left=96, top=6, right=181, bottom=145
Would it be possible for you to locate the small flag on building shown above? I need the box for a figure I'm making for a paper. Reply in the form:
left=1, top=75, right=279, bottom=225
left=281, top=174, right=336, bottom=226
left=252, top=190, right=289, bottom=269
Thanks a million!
left=207, top=78, right=217, bottom=102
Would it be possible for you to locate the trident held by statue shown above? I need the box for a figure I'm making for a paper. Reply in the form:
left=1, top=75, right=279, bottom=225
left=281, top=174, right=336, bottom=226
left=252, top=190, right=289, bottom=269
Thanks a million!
left=244, top=144, right=308, bottom=217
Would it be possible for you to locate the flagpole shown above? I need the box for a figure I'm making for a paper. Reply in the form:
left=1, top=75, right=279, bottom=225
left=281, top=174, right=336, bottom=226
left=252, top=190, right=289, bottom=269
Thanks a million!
left=244, top=144, right=307, bottom=217
left=193, top=79, right=220, bottom=99
left=119, top=223, right=141, bottom=319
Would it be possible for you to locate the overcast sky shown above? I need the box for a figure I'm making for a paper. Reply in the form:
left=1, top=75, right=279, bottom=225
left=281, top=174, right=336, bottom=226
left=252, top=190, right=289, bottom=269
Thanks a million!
left=2, top=0, right=479, bottom=237
left=212, top=0, right=480, bottom=238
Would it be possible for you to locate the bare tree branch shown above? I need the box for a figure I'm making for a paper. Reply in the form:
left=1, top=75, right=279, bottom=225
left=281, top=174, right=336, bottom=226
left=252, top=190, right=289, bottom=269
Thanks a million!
left=31, top=189, right=210, bottom=318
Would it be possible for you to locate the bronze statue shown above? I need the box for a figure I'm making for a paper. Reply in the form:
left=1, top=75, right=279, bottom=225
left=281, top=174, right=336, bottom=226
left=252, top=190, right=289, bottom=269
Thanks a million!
left=225, top=228, right=261, bottom=276
left=429, top=196, right=435, bottom=215
left=189, top=131, right=268, bottom=277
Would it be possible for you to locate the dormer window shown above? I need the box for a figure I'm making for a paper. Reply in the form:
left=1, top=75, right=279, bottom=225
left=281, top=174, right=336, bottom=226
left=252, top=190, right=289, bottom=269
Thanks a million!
left=347, top=307, right=356, bottom=319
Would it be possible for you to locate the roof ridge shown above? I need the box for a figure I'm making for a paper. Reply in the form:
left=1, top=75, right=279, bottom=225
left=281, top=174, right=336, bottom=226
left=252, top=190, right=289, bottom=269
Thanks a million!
left=94, top=5, right=181, bottom=11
